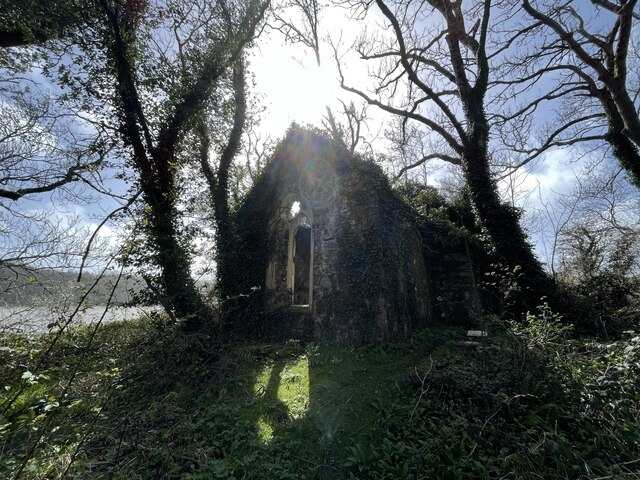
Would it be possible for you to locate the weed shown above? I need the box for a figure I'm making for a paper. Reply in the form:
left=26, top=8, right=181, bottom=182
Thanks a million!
left=0, top=318, right=638, bottom=479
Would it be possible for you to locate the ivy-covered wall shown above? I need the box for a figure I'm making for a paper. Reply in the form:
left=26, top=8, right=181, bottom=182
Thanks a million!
left=226, top=128, right=442, bottom=344
left=420, top=222, right=483, bottom=323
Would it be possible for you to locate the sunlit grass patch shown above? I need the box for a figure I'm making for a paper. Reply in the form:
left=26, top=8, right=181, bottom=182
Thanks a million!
left=276, top=356, right=309, bottom=419
left=251, top=355, right=310, bottom=444
left=252, top=362, right=274, bottom=396
left=256, top=416, right=274, bottom=443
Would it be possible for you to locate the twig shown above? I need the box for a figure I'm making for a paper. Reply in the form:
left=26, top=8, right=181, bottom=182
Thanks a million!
left=78, top=190, right=141, bottom=282
left=410, top=355, right=433, bottom=420
left=16, top=263, right=127, bottom=478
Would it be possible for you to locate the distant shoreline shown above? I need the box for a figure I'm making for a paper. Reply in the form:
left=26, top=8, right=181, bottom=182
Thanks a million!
left=0, top=305, right=158, bottom=334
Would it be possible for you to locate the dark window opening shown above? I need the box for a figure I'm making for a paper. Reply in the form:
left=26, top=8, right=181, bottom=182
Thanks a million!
left=292, top=225, right=311, bottom=305
left=280, top=227, right=289, bottom=284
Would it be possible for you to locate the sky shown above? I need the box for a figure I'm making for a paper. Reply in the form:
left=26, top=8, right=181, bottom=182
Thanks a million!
left=246, top=7, right=573, bottom=222
left=1, top=0, right=638, bottom=274
left=247, top=4, right=387, bottom=140
left=245, top=1, right=640, bottom=270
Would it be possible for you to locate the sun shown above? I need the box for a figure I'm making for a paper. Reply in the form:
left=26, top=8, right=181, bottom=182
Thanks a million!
left=250, top=38, right=339, bottom=136
left=249, top=6, right=382, bottom=141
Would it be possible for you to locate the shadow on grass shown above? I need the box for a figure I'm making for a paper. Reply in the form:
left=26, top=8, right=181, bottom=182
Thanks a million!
left=0, top=318, right=456, bottom=479
left=8, top=319, right=635, bottom=480
left=34, top=324, right=447, bottom=479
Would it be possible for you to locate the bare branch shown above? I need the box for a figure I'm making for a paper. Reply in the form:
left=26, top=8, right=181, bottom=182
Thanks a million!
left=375, top=0, right=468, bottom=141
left=0, top=161, right=98, bottom=201
left=394, top=152, right=461, bottom=181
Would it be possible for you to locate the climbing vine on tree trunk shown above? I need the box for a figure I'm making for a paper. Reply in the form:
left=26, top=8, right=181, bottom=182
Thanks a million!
left=198, top=59, right=247, bottom=300
left=95, top=0, right=268, bottom=331
left=338, top=0, right=552, bottom=308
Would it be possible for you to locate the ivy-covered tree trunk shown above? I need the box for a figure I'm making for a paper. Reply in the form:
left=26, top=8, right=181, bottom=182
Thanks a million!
left=605, top=115, right=640, bottom=188
left=97, top=0, right=268, bottom=331
left=462, top=89, right=552, bottom=309
left=199, top=60, right=247, bottom=300
left=143, top=177, right=211, bottom=332
left=462, top=145, right=552, bottom=308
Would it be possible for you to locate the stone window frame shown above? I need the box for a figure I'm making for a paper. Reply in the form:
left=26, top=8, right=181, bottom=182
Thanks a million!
left=266, top=192, right=314, bottom=310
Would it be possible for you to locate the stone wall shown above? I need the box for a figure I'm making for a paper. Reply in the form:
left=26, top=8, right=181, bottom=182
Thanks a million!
left=421, top=222, right=482, bottom=324
left=227, top=128, right=434, bottom=345
left=311, top=161, right=432, bottom=344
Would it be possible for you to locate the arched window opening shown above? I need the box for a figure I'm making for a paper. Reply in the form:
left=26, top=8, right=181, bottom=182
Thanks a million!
left=292, top=225, right=311, bottom=305
left=266, top=194, right=314, bottom=309
left=290, top=200, right=301, bottom=217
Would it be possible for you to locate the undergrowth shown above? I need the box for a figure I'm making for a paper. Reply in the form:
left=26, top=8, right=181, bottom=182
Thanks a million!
left=0, top=310, right=638, bottom=479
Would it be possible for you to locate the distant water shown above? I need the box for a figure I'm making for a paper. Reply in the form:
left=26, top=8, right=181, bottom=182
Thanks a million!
left=0, top=306, right=157, bottom=334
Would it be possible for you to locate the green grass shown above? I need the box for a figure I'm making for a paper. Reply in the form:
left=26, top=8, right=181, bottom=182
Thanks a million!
left=1, top=315, right=639, bottom=479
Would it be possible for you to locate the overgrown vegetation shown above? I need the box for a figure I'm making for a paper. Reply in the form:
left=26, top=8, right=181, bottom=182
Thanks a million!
left=555, top=225, right=640, bottom=337
left=1, top=311, right=638, bottom=479
left=1, top=0, right=640, bottom=478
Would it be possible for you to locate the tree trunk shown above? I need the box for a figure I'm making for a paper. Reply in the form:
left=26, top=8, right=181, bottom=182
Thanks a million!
left=198, top=61, right=246, bottom=300
left=462, top=87, right=553, bottom=311
left=142, top=179, right=211, bottom=332
left=462, top=144, right=553, bottom=310
left=607, top=70, right=640, bottom=150
left=604, top=113, right=640, bottom=188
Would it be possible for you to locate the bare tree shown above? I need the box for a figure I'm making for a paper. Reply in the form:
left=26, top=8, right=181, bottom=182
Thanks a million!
left=382, top=115, right=447, bottom=184
left=322, top=100, right=371, bottom=154
left=560, top=162, right=639, bottom=273
left=0, top=89, right=104, bottom=202
left=529, top=151, right=639, bottom=276
left=550, top=160, right=640, bottom=333
left=242, top=129, right=273, bottom=184
left=500, top=0, right=640, bottom=186
left=337, top=0, right=553, bottom=306
left=0, top=83, right=117, bottom=294
left=271, top=0, right=322, bottom=65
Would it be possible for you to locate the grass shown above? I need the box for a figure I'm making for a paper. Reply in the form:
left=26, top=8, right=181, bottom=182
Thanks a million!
left=0, top=314, right=639, bottom=479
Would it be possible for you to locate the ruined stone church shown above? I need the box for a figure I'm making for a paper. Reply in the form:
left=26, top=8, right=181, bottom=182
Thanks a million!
left=227, top=128, right=479, bottom=345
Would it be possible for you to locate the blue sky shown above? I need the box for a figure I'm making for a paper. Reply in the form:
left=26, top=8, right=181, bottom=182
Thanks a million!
left=1, top=0, right=638, bottom=273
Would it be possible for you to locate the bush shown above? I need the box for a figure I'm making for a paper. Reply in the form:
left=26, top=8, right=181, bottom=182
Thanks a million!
left=343, top=309, right=640, bottom=479
left=557, top=273, right=639, bottom=336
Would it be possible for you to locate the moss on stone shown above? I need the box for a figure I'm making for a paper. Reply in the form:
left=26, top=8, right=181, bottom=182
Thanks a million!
left=224, top=126, right=482, bottom=345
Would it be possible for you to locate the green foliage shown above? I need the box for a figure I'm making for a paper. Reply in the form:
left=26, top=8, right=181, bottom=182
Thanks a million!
left=557, top=224, right=640, bottom=336
left=0, top=320, right=145, bottom=478
left=395, top=182, right=481, bottom=235
left=343, top=312, right=640, bottom=479
left=512, top=302, right=573, bottom=349
left=395, top=182, right=448, bottom=218
left=1, top=316, right=638, bottom=479
left=0, top=0, right=87, bottom=48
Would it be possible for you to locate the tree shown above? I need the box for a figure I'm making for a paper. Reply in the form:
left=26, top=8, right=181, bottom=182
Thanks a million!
left=271, top=0, right=322, bottom=65
left=0, top=0, right=86, bottom=47
left=337, top=0, right=553, bottom=307
left=62, top=0, right=269, bottom=330
left=557, top=216, right=639, bottom=335
left=0, top=89, right=103, bottom=201
left=1, top=4, right=111, bottom=214
left=0, top=56, right=113, bottom=289
left=197, top=58, right=247, bottom=295
left=322, top=100, right=371, bottom=154
left=501, top=0, right=640, bottom=187
left=2, top=0, right=270, bottom=331
left=382, top=116, right=447, bottom=184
